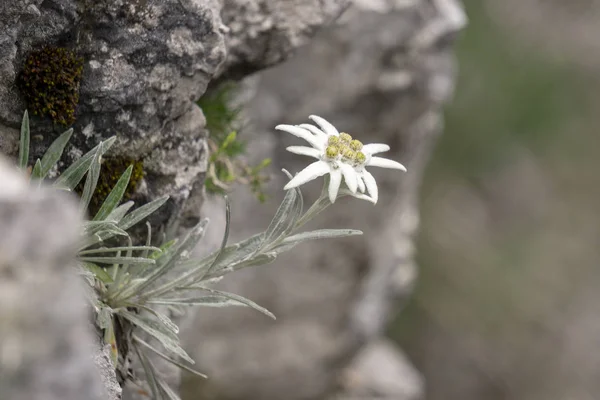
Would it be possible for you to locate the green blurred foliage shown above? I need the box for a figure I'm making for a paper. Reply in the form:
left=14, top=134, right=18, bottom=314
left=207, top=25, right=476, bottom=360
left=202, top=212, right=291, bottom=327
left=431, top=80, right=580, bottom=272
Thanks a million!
left=198, top=83, right=271, bottom=202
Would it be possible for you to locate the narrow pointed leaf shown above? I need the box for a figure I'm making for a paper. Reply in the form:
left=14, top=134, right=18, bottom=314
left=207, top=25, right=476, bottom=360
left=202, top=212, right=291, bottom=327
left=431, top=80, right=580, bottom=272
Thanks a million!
left=134, top=335, right=207, bottom=379
left=82, top=261, right=114, bottom=283
left=121, top=310, right=194, bottom=364
left=31, top=159, right=42, bottom=179
left=118, top=196, right=169, bottom=231
left=93, top=165, right=133, bottom=221
left=39, top=128, right=73, bottom=178
left=134, top=345, right=161, bottom=400
left=79, top=256, right=156, bottom=265
left=18, top=111, right=30, bottom=170
left=53, top=136, right=116, bottom=189
left=79, top=142, right=103, bottom=212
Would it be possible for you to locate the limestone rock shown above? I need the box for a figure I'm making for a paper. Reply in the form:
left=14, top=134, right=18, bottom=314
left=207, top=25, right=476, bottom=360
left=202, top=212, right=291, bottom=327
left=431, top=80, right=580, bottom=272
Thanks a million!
left=0, top=157, right=113, bottom=400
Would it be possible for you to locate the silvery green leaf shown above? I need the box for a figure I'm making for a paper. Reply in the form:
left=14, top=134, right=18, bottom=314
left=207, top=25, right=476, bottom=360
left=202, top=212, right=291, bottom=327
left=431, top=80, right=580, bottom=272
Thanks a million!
left=120, top=310, right=194, bottom=364
left=142, top=222, right=152, bottom=259
left=121, top=219, right=209, bottom=299
left=39, top=128, right=73, bottom=178
left=79, top=142, right=103, bottom=212
left=79, top=245, right=162, bottom=255
left=93, top=164, right=133, bottom=221
left=277, top=229, right=363, bottom=250
left=134, top=305, right=179, bottom=335
left=167, top=288, right=275, bottom=319
left=134, top=345, right=161, bottom=400
left=18, top=110, right=29, bottom=170
left=158, top=377, right=182, bottom=400
left=106, top=201, right=134, bottom=223
left=134, top=335, right=207, bottom=379
left=261, top=185, right=297, bottom=247
left=54, top=136, right=117, bottom=190
left=82, top=261, right=114, bottom=284
left=201, top=195, right=231, bottom=279
left=204, top=289, right=275, bottom=319
left=79, top=256, right=155, bottom=265
left=118, top=196, right=169, bottom=231
left=31, top=159, right=42, bottom=179
left=206, top=252, right=277, bottom=280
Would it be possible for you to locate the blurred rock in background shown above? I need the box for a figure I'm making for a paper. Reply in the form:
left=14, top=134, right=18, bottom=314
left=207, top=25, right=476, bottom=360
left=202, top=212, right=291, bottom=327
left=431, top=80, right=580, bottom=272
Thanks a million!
left=182, top=1, right=465, bottom=399
left=390, top=1, right=600, bottom=400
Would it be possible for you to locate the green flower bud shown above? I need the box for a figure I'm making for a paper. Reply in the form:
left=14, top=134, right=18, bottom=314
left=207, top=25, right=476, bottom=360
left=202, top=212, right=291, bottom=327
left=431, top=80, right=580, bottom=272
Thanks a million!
left=328, top=136, right=340, bottom=146
left=342, top=148, right=356, bottom=161
left=355, top=151, right=366, bottom=164
left=350, top=139, right=363, bottom=151
left=326, top=145, right=340, bottom=158
left=339, top=132, right=353, bottom=143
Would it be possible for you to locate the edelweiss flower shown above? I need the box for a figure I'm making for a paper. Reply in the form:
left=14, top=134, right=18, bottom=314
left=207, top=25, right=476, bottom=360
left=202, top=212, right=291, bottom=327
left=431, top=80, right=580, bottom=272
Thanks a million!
left=276, top=115, right=407, bottom=204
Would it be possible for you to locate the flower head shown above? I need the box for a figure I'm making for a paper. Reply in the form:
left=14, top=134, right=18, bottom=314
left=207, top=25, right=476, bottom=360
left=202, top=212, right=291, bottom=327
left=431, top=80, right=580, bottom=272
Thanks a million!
left=276, top=115, right=407, bottom=204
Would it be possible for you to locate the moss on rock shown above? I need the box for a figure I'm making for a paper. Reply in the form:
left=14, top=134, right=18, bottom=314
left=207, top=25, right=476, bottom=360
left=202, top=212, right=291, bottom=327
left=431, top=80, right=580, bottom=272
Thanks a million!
left=17, top=46, right=84, bottom=126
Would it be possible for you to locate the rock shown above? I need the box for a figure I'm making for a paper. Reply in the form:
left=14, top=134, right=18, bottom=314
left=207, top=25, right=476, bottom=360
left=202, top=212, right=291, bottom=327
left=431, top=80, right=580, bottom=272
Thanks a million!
left=0, top=0, right=226, bottom=233
left=183, top=1, right=465, bottom=400
left=332, top=338, right=424, bottom=400
left=216, top=0, right=351, bottom=79
left=0, top=156, right=113, bottom=400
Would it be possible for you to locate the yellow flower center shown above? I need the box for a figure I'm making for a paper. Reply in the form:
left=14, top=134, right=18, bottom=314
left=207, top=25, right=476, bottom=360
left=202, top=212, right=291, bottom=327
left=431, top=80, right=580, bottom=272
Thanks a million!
left=355, top=151, right=366, bottom=164
left=350, top=139, right=363, bottom=151
left=342, top=148, right=356, bottom=161
left=328, top=136, right=340, bottom=146
left=325, top=145, right=340, bottom=158
left=339, top=132, right=353, bottom=143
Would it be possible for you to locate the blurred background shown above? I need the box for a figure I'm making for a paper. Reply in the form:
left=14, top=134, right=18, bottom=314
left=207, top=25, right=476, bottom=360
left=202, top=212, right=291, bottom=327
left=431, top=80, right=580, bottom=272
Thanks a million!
left=390, top=1, right=600, bottom=399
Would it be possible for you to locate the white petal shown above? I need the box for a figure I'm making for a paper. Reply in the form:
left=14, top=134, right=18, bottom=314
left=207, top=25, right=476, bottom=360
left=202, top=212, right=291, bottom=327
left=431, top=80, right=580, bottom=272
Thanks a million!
left=357, top=175, right=366, bottom=193
left=276, top=124, right=323, bottom=149
left=286, top=146, right=321, bottom=159
left=339, top=188, right=377, bottom=204
left=284, top=161, right=330, bottom=190
left=328, top=168, right=342, bottom=203
left=308, top=115, right=339, bottom=137
left=367, top=156, right=407, bottom=171
left=299, top=124, right=328, bottom=140
left=340, top=163, right=358, bottom=193
left=362, top=169, right=378, bottom=204
left=362, top=143, right=390, bottom=155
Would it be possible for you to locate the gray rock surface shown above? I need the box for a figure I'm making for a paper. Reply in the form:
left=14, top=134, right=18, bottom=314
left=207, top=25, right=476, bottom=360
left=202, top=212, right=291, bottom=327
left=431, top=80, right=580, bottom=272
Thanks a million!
left=0, top=157, right=112, bottom=400
left=183, top=1, right=465, bottom=400
left=0, top=0, right=226, bottom=232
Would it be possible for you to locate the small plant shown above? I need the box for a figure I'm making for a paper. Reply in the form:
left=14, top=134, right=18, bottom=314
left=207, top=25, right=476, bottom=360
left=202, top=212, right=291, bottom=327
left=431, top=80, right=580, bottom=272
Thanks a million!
left=17, top=46, right=84, bottom=126
left=15, top=110, right=410, bottom=400
left=198, top=83, right=271, bottom=202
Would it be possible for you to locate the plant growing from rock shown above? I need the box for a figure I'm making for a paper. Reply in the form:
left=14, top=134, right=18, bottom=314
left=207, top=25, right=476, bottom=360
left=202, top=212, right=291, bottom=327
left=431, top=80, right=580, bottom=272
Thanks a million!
left=15, top=110, right=405, bottom=399
left=198, top=83, right=271, bottom=202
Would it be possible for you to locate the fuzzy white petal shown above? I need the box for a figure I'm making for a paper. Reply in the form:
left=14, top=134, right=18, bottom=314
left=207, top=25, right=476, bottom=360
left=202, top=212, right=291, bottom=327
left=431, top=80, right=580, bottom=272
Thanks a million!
left=308, top=115, right=339, bottom=137
left=286, top=146, right=321, bottom=159
left=367, top=156, right=407, bottom=171
left=299, top=124, right=328, bottom=140
left=362, top=143, right=390, bottom=155
left=276, top=124, right=323, bottom=149
left=346, top=190, right=377, bottom=204
left=340, top=163, right=358, bottom=193
left=328, top=168, right=342, bottom=203
left=357, top=175, right=366, bottom=193
left=284, top=161, right=330, bottom=190
left=362, top=170, right=378, bottom=204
